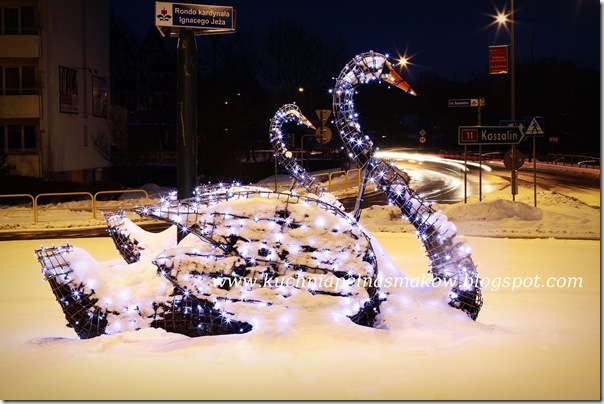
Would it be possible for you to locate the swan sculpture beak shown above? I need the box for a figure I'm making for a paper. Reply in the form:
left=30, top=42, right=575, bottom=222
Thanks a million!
left=300, top=114, right=316, bottom=130
left=382, top=61, right=417, bottom=96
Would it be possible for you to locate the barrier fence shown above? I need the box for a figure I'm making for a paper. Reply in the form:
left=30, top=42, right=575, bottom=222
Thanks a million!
left=0, top=169, right=362, bottom=224
left=0, top=189, right=149, bottom=223
left=313, top=168, right=361, bottom=192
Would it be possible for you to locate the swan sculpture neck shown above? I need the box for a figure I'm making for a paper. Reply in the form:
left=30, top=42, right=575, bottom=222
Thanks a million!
left=332, top=51, right=483, bottom=320
left=332, top=51, right=415, bottom=167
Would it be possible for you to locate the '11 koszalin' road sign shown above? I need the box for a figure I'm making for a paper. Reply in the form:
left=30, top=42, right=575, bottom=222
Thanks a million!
left=458, top=126, right=525, bottom=145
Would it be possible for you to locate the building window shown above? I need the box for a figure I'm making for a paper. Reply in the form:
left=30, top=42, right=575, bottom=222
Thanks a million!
left=1, top=7, right=36, bottom=35
left=0, top=125, right=37, bottom=151
left=23, top=125, right=36, bottom=148
left=7, top=125, right=21, bottom=149
left=0, top=66, right=38, bottom=95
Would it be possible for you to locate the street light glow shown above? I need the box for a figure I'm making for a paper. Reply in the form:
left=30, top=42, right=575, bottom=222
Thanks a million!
left=496, top=12, right=509, bottom=24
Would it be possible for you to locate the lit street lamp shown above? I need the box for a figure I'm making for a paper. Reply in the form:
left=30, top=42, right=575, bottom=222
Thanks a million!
left=496, top=5, right=538, bottom=206
left=495, top=1, right=518, bottom=201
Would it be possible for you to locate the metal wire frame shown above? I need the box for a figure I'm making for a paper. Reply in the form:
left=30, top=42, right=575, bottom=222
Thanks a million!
left=133, top=186, right=383, bottom=327
left=269, top=104, right=327, bottom=198
left=332, top=51, right=483, bottom=319
left=35, top=244, right=111, bottom=339
left=104, top=211, right=142, bottom=264
left=35, top=242, right=253, bottom=339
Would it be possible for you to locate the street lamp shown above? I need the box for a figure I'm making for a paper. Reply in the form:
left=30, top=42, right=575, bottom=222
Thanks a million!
left=495, top=5, right=515, bottom=122
left=495, top=1, right=518, bottom=201
left=514, top=16, right=536, bottom=206
left=496, top=5, right=539, bottom=206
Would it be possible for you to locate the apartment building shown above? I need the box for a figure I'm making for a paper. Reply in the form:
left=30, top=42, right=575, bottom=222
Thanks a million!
left=0, top=0, right=110, bottom=182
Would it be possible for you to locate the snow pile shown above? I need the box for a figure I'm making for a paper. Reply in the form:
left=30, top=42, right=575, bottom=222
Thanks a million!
left=357, top=186, right=600, bottom=240
left=446, top=198, right=543, bottom=221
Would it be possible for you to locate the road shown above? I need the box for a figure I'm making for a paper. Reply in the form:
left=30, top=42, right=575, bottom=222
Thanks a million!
left=4, top=154, right=598, bottom=240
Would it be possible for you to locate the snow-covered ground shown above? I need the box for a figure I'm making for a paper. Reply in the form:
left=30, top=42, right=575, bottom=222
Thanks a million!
left=0, top=169, right=600, bottom=400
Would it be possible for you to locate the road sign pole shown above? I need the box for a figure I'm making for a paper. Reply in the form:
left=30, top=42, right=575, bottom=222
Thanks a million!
left=479, top=145, right=482, bottom=202
left=533, top=137, right=537, bottom=207
left=157, top=1, right=236, bottom=242
left=477, top=99, right=482, bottom=202
left=176, top=25, right=197, bottom=243
left=463, top=145, right=467, bottom=204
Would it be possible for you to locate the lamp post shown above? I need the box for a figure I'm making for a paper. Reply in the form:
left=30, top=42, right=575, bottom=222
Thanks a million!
left=517, top=17, right=536, bottom=207
left=496, top=0, right=518, bottom=200
left=497, top=8, right=537, bottom=206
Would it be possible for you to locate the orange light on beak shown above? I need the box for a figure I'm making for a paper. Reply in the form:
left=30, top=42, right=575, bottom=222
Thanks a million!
left=300, top=115, right=316, bottom=130
left=386, top=68, right=417, bottom=96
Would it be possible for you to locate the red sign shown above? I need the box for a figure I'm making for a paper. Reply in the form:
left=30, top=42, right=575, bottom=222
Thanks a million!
left=489, top=45, right=509, bottom=74
left=460, top=129, right=478, bottom=142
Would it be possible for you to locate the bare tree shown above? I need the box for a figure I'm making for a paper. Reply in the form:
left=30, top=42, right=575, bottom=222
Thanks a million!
left=258, top=20, right=347, bottom=109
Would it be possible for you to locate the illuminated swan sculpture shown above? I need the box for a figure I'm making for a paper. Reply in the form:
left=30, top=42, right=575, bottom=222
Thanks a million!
left=36, top=184, right=383, bottom=339
left=330, top=51, right=482, bottom=319
left=35, top=51, right=482, bottom=340
left=268, top=103, right=342, bottom=208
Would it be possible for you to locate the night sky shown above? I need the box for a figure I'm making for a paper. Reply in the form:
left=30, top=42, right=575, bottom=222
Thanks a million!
left=111, top=0, right=601, bottom=78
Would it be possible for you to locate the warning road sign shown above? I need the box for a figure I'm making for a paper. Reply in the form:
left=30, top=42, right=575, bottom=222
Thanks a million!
left=523, top=116, right=545, bottom=137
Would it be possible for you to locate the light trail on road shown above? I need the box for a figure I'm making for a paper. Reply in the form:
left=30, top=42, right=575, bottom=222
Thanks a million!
left=374, top=149, right=501, bottom=203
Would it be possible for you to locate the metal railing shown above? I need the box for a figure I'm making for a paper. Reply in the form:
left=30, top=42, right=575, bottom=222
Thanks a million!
left=313, top=168, right=361, bottom=192
left=0, top=189, right=149, bottom=223
left=545, top=154, right=600, bottom=168
left=0, top=193, right=35, bottom=221
left=0, top=170, right=364, bottom=225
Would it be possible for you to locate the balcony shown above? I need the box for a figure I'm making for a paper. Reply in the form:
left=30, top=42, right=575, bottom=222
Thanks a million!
left=0, top=34, right=40, bottom=58
left=0, top=94, right=40, bottom=118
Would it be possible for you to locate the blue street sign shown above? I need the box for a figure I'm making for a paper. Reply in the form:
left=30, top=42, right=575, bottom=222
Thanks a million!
left=500, top=120, right=525, bottom=135
left=523, top=116, right=545, bottom=137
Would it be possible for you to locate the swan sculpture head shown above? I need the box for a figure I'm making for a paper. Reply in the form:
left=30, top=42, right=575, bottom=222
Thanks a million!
left=337, top=52, right=417, bottom=95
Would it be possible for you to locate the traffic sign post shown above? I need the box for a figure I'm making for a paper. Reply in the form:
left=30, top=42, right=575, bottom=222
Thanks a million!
left=523, top=116, right=545, bottom=207
left=155, top=2, right=236, bottom=35
left=155, top=1, right=236, bottom=241
left=314, top=109, right=332, bottom=144
left=458, top=125, right=525, bottom=200
left=523, top=116, right=545, bottom=137
left=450, top=98, right=485, bottom=203
left=418, top=129, right=426, bottom=148
left=448, top=98, right=485, bottom=108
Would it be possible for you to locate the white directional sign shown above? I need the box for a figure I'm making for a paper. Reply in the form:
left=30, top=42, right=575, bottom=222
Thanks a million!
left=448, top=98, right=485, bottom=108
